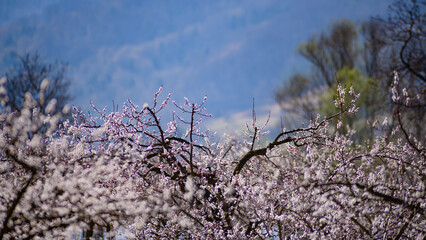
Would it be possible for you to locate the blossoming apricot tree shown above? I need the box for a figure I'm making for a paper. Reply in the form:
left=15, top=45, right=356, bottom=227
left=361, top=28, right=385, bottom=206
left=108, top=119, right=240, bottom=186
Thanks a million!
left=0, top=72, right=424, bottom=239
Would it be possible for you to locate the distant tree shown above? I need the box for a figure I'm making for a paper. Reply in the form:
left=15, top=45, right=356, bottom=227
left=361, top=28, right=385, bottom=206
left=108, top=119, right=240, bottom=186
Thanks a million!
left=275, top=20, right=360, bottom=122
left=368, top=0, right=426, bottom=140
left=275, top=19, right=369, bottom=134
left=2, top=52, right=73, bottom=117
left=383, top=0, right=425, bottom=83
left=275, top=0, right=425, bottom=141
left=298, top=19, right=359, bottom=87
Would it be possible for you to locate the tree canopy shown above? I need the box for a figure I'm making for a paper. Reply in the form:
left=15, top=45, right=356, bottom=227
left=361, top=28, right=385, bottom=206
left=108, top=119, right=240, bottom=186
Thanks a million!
left=0, top=69, right=424, bottom=238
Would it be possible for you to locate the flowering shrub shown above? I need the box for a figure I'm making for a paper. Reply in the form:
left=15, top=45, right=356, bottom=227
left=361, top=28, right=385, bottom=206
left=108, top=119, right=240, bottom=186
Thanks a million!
left=0, top=73, right=424, bottom=239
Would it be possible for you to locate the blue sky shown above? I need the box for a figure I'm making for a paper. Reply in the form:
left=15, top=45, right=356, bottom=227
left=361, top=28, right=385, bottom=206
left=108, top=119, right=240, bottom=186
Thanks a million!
left=0, top=0, right=393, bottom=133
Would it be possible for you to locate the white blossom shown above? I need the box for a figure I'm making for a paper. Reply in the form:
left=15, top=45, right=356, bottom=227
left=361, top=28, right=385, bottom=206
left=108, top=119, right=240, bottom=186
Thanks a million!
left=45, top=98, right=57, bottom=114
left=40, top=79, right=50, bottom=91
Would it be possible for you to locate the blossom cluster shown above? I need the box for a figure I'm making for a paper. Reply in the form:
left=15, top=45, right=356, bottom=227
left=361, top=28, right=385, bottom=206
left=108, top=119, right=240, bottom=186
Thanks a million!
left=0, top=75, right=424, bottom=239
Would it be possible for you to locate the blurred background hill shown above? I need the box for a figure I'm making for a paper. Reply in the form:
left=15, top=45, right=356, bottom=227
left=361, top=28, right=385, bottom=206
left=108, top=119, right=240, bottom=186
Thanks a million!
left=0, top=0, right=393, bottom=132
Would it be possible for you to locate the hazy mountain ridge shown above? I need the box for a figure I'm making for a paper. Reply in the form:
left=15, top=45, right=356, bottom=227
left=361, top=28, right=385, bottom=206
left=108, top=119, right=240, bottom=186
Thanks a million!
left=0, top=0, right=392, bottom=118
